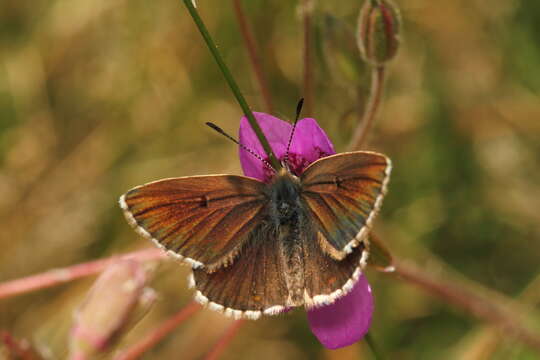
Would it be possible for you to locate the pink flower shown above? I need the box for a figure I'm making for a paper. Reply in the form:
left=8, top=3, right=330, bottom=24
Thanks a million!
left=238, top=112, right=374, bottom=349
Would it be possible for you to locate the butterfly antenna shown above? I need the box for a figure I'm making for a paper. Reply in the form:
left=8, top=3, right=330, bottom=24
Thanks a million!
left=206, top=122, right=275, bottom=171
left=284, top=98, right=304, bottom=167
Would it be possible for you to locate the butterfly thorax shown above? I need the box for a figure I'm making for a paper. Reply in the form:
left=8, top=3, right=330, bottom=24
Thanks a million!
left=267, top=169, right=303, bottom=225
left=266, top=169, right=307, bottom=306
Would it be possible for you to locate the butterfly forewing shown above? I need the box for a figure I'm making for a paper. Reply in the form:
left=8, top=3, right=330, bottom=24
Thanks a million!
left=301, top=151, right=391, bottom=258
left=120, top=175, right=267, bottom=271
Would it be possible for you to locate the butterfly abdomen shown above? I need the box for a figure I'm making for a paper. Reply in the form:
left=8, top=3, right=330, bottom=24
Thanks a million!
left=277, top=220, right=305, bottom=306
left=270, top=170, right=332, bottom=306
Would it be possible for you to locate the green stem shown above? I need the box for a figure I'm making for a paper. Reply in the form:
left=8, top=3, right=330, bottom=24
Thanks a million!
left=182, top=0, right=281, bottom=170
left=365, top=332, right=384, bottom=360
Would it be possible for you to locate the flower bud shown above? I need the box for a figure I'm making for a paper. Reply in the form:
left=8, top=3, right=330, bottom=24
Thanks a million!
left=357, top=0, right=401, bottom=66
left=69, top=260, right=155, bottom=359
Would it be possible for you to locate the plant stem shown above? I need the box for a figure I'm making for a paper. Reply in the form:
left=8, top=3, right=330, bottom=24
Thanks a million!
left=0, top=248, right=165, bottom=300
left=232, top=0, right=274, bottom=113
left=301, top=0, right=314, bottom=116
left=204, top=320, right=245, bottom=360
left=182, top=0, right=281, bottom=170
left=392, top=259, right=540, bottom=353
left=365, top=332, right=384, bottom=360
left=4, top=247, right=540, bottom=354
left=348, top=65, right=386, bottom=150
left=115, top=302, right=202, bottom=360
left=459, top=272, right=540, bottom=359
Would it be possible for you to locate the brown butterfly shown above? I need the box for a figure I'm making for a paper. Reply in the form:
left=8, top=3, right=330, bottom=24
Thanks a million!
left=119, top=149, right=391, bottom=320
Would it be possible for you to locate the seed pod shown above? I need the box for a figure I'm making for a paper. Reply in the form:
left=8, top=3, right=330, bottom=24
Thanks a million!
left=357, top=0, right=401, bottom=66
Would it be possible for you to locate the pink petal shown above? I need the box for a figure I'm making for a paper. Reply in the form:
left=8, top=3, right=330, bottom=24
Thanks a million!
left=290, top=117, right=336, bottom=162
left=284, top=117, right=335, bottom=176
left=307, top=275, right=374, bottom=349
left=238, top=112, right=291, bottom=182
left=238, top=113, right=335, bottom=181
left=238, top=112, right=373, bottom=349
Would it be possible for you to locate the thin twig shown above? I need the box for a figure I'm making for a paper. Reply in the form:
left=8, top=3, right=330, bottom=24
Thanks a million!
left=348, top=65, right=386, bottom=150
left=232, top=0, right=274, bottom=113
left=301, top=0, right=314, bottom=116
left=204, top=320, right=245, bottom=360
left=0, top=248, right=165, bottom=300
left=392, top=260, right=540, bottom=353
left=115, top=302, right=202, bottom=360
left=453, top=271, right=540, bottom=359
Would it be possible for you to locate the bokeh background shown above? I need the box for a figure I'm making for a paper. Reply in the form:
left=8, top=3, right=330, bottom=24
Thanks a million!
left=1, top=0, right=539, bottom=359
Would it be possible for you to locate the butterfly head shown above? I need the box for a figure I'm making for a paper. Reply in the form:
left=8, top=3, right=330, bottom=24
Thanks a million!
left=268, top=168, right=302, bottom=225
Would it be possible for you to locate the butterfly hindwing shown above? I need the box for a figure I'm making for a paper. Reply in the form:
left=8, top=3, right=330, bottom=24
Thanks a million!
left=191, top=223, right=290, bottom=319
left=301, top=151, right=391, bottom=259
left=302, top=232, right=367, bottom=308
left=120, top=175, right=267, bottom=271
left=192, top=220, right=368, bottom=318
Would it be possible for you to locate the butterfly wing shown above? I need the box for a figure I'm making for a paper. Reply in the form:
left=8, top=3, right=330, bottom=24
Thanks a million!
left=119, top=175, right=267, bottom=271
left=191, top=224, right=369, bottom=318
left=302, top=233, right=367, bottom=308
left=301, top=151, right=391, bottom=259
left=191, top=224, right=290, bottom=320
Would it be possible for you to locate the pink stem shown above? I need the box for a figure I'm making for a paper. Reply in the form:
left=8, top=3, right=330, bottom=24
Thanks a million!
left=232, top=0, right=274, bottom=113
left=115, top=302, right=202, bottom=360
left=393, top=260, right=540, bottom=352
left=348, top=65, right=386, bottom=151
left=204, top=320, right=245, bottom=360
left=0, top=248, right=166, bottom=300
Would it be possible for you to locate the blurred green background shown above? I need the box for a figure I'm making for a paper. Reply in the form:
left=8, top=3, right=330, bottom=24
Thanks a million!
left=1, top=0, right=539, bottom=359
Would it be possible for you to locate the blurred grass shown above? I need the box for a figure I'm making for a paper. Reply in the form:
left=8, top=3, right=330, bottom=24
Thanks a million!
left=0, top=0, right=539, bottom=359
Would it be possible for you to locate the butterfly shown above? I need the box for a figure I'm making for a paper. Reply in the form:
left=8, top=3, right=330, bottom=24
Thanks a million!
left=119, top=112, right=391, bottom=320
